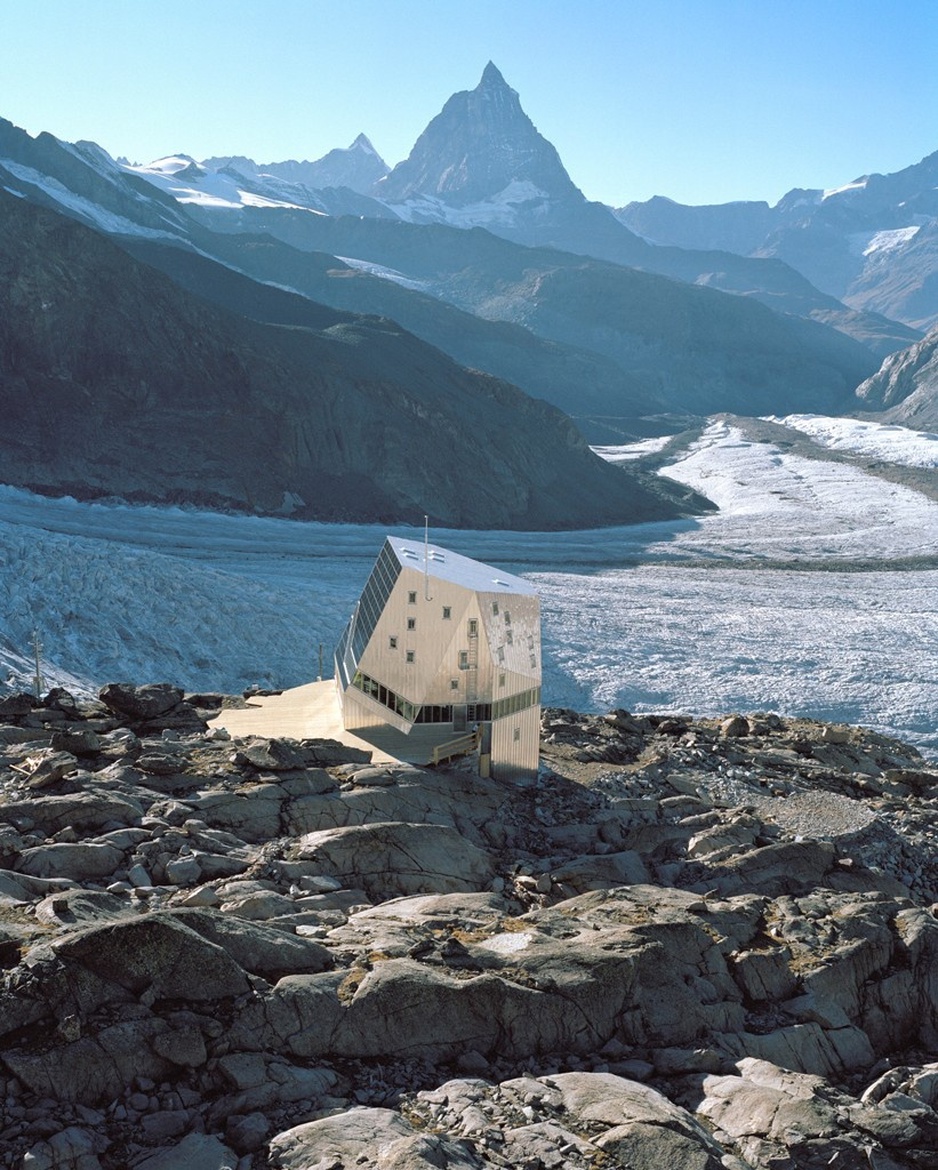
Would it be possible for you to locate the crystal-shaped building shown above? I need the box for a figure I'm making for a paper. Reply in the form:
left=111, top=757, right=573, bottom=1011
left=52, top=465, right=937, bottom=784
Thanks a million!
left=335, top=536, right=540, bottom=780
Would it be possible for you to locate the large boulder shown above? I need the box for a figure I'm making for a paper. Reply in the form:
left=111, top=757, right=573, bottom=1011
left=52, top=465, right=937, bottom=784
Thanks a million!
left=98, top=682, right=183, bottom=719
left=52, top=914, right=251, bottom=1000
left=546, top=1072, right=726, bottom=1170
left=168, top=908, right=333, bottom=978
left=18, top=1126, right=106, bottom=1170
left=17, top=842, right=124, bottom=881
left=295, top=822, right=496, bottom=899
left=134, top=1134, right=239, bottom=1170
left=35, top=889, right=133, bottom=927
left=0, top=789, right=144, bottom=835
left=270, top=1108, right=415, bottom=1170
left=239, top=737, right=370, bottom=770
left=2, top=1018, right=176, bottom=1103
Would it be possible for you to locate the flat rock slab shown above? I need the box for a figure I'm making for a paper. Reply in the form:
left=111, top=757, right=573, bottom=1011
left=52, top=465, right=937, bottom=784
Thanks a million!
left=270, top=1107, right=414, bottom=1169
left=135, top=1133, right=238, bottom=1170
left=296, top=822, right=496, bottom=900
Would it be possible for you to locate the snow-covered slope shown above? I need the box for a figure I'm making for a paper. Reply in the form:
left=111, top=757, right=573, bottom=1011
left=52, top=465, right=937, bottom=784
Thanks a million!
left=204, top=134, right=389, bottom=197
left=0, top=118, right=189, bottom=240
left=768, top=414, right=938, bottom=467
left=2, top=420, right=937, bottom=755
left=125, top=155, right=332, bottom=214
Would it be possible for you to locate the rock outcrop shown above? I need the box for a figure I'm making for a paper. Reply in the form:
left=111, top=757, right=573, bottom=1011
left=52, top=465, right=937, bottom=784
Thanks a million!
left=1, top=685, right=938, bottom=1167
left=855, top=323, right=938, bottom=426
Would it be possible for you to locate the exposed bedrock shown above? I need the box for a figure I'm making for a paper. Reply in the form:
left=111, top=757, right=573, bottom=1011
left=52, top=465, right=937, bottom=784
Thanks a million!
left=2, top=686, right=938, bottom=1166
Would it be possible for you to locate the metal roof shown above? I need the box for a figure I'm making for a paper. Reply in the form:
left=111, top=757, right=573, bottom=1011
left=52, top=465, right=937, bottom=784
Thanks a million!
left=386, top=535, right=536, bottom=596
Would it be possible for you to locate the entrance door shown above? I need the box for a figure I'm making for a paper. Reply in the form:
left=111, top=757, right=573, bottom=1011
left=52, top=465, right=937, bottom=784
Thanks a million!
left=453, top=704, right=468, bottom=732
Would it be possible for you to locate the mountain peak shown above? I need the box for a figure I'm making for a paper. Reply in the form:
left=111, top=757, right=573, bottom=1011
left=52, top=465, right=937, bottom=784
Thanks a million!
left=479, top=61, right=508, bottom=89
left=377, top=65, right=581, bottom=207
left=350, top=133, right=379, bottom=156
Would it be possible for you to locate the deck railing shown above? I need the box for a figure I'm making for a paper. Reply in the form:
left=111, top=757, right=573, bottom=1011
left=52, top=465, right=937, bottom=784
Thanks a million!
left=430, top=730, right=479, bottom=766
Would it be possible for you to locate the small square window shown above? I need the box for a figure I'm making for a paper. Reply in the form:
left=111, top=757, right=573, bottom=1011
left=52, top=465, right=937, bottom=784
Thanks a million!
left=450, top=679, right=459, bottom=690
left=407, top=617, right=416, bottom=631
left=506, top=629, right=513, bottom=644
left=513, top=727, right=520, bottom=742
left=406, top=650, right=415, bottom=663
left=504, top=611, right=511, bottom=625
left=499, top=673, right=506, bottom=688
left=408, top=591, right=417, bottom=604
left=442, top=606, right=451, bottom=620
left=492, top=601, right=499, bottom=615
left=389, top=636, right=398, bottom=649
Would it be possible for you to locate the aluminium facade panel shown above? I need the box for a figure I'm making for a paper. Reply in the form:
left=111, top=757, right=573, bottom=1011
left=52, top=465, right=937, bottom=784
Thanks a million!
left=335, top=536, right=541, bottom=780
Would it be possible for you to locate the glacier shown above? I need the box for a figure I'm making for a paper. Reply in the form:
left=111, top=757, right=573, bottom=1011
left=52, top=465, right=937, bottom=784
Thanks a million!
left=0, top=417, right=935, bottom=756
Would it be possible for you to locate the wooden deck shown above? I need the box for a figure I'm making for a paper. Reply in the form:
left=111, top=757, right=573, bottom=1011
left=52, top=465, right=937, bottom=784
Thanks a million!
left=207, top=680, right=472, bottom=768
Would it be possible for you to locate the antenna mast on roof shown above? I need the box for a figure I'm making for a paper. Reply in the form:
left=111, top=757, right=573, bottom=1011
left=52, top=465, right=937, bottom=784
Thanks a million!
left=424, top=515, right=432, bottom=600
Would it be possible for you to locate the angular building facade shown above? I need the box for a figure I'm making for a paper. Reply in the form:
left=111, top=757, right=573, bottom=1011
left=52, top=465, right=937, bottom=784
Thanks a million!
left=334, top=536, right=541, bottom=780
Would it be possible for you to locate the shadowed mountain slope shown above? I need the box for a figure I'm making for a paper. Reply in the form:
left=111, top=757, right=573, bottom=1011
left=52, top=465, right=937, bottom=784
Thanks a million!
left=176, top=208, right=878, bottom=419
left=0, top=190, right=700, bottom=528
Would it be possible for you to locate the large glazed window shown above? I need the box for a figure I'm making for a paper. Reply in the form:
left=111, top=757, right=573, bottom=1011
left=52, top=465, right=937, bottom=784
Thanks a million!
left=336, top=540, right=401, bottom=687
left=352, top=540, right=401, bottom=661
left=351, top=670, right=418, bottom=723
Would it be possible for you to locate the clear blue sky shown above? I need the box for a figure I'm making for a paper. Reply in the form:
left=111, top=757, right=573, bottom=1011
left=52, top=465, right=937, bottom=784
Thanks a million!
left=3, top=0, right=936, bottom=207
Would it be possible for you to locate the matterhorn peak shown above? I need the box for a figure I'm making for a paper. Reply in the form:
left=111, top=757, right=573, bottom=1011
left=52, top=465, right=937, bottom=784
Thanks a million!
left=478, top=61, right=509, bottom=89
left=377, top=63, right=582, bottom=207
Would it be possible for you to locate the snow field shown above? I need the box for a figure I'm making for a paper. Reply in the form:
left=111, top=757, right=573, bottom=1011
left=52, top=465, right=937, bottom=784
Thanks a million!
left=768, top=414, right=938, bottom=468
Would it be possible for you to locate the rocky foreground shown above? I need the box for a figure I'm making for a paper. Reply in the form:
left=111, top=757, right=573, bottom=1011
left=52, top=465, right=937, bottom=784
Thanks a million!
left=2, top=685, right=938, bottom=1168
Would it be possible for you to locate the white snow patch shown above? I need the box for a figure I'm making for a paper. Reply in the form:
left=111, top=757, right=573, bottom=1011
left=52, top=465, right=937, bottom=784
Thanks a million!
left=591, top=437, right=672, bottom=462
left=0, top=159, right=179, bottom=239
left=137, top=155, right=199, bottom=175
left=478, top=932, right=534, bottom=954
left=823, top=178, right=869, bottom=200
left=768, top=415, right=938, bottom=468
left=126, top=159, right=320, bottom=213
left=848, top=225, right=921, bottom=258
left=388, top=181, right=551, bottom=229
left=335, top=256, right=433, bottom=292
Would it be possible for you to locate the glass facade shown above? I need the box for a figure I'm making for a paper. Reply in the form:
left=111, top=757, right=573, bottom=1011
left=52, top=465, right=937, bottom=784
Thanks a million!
left=335, top=539, right=401, bottom=689
left=349, top=668, right=540, bottom=728
left=352, top=670, right=418, bottom=723
left=355, top=541, right=401, bottom=660
left=492, top=686, right=540, bottom=720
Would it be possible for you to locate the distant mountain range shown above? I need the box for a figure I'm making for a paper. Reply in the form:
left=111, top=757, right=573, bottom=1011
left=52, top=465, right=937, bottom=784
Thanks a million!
left=618, top=152, right=938, bottom=333
left=1, top=63, right=936, bottom=524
